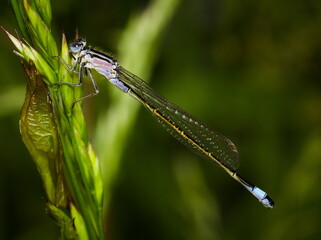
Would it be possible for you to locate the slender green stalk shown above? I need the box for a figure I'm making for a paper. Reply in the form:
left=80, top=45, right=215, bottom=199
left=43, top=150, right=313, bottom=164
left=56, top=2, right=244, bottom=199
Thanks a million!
left=6, top=0, right=104, bottom=239
left=6, top=0, right=181, bottom=237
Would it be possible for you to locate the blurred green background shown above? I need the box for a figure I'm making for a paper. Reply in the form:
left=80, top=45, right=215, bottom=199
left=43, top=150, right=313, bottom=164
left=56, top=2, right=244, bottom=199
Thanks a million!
left=1, top=0, right=321, bottom=239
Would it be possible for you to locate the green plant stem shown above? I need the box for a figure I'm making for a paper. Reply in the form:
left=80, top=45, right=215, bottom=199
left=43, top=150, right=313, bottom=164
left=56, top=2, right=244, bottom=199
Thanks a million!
left=7, top=0, right=104, bottom=239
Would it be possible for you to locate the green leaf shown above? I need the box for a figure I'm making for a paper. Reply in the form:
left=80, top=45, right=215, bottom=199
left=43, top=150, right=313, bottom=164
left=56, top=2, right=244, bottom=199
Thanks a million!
left=33, top=0, right=52, bottom=26
left=71, top=203, right=89, bottom=240
left=20, top=59, right=67, bottom=207
left=23, top=0, right=58, bottom=60
left=46, top=203, right=78, bottom=240
left=3, top=28, right=57, bottom=84
left=9, top=0, right=31, bottom=42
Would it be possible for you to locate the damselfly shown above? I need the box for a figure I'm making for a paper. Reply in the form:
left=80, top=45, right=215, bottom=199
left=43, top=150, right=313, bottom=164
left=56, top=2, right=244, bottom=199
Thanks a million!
left=56, top=38, right=275, bottom=208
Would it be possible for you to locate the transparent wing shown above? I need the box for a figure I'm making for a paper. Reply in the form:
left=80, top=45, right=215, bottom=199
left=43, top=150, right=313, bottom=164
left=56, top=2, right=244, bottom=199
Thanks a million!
left=118, top=66, right=239, bottom=170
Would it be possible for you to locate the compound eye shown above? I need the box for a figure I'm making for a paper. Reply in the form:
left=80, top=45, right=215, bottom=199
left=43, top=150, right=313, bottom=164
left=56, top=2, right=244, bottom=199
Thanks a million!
left=70, top=42, right=82, bottom=53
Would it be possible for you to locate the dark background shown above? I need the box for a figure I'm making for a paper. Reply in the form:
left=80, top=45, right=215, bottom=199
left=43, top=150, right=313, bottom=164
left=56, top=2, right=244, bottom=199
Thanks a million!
left=1, top=0, right=321, bottom=239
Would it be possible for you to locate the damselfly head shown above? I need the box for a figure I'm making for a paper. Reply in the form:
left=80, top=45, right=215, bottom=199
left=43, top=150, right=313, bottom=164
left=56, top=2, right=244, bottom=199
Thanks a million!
left=69, top=38, right=87, bottom=54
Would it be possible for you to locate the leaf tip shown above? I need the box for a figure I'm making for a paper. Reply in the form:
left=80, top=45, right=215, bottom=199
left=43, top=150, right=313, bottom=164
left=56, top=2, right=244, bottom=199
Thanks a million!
left=1, top=26, right=9, bottom=35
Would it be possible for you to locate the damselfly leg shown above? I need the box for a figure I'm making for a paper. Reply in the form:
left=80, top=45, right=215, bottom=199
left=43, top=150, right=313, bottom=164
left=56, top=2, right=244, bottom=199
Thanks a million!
left=54, top=56, right=100, bottom=105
